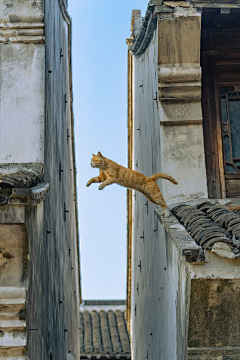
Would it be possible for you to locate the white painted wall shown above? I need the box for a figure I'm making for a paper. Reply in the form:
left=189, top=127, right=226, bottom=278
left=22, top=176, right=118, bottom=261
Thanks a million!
left=133, top=29, right=159, bottom=181
left=0, top=0, right=44, bottom=24
left=160, top=122, right=208, bottom=204
left=0, top=43, right=45, bottom=163
left=191, top=250, right=240, bottom=279
left=131, top=22, right=208, bottom=360
left=132, top=29, right=207, bottom=209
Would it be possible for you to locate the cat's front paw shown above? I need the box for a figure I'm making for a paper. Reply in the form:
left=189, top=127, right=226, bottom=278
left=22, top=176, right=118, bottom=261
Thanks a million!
left=86, top=180, right=92, bottom=187
left=98, top=184, right=104, bottom=190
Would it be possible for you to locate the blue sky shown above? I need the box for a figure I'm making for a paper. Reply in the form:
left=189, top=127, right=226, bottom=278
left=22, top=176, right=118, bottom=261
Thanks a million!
left=68, top=0, right=148, bottom=299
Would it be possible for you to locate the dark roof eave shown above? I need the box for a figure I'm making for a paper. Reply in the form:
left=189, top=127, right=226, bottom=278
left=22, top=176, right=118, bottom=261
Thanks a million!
left=129, top=2, right=174, bottom=57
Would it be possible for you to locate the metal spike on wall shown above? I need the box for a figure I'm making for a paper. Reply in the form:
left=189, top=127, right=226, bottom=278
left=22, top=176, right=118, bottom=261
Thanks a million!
left=145, top=201, right=148, bottom=215
left=138, top=260, right=141, bottom=272
left=59, top=162, right=64, bottom=181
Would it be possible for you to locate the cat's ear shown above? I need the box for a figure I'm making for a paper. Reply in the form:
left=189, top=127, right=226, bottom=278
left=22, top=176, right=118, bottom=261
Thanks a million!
left=97, top=152, right=103, bottom=158
left=92, top=153, right=96, bottom=157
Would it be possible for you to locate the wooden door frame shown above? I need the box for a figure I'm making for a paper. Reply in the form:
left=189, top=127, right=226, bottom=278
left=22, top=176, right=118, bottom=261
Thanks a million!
left=201, top=54, right=240, bottom=199
left=212, top=57, right=227, bottom=198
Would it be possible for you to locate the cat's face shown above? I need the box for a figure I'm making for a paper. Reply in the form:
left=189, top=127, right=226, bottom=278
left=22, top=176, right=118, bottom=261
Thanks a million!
left=91, top=152, right=105, bottom=169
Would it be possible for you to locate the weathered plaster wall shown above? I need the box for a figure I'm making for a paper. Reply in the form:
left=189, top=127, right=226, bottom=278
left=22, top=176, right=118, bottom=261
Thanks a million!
left=131, top=27, right=190, bottom=360
left=189, top=278, right=240, bottom=348
left=0, top=0, right=44, bottom=22
left=0, top=224, right=29, bottom=286
left=188, top=251, right=240, bottom=359
left=131, top=11, right=207, bottom=360
left=157, top=10, right=208, bottom=204
left=130, top=4, right=240, bottom=360
left=0, top=1, right=80, bottom=359
left=132, top=210, right=190, bottom=359
left=132, top=197, right=240, bottom=359
left=0, top=1, right=45, bottom=164
left=25, top=1, right=80, bottom=359
left=160, top=124, right=207, bottom=204
left=131, top=28, right=159, bottom=356
left=132, top=29, right=159, bottom=183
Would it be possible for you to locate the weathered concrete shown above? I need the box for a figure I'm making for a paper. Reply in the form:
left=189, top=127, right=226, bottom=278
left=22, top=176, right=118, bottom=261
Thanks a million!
left=132, top=6, right=207, bottom=207
left=0, top=286, right=27, bottom=358
left=132, top=199, right=240, bottom=359
left=0, top=224, right=28, bottom=287
left=157, top=5, right=208, bottom=204
left=0, top=42, right=45, bottom=164
left=132, top=203, right=191, bottom=359
left=0, top=0, right=80, bottom=359
left=0, top=0, right=45, bottom=193
left=128, top=2, right=240, bottom=359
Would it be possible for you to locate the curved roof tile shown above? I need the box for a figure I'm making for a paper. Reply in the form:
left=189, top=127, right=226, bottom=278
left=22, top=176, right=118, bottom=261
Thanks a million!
left=83, top=310, right=93, bottom=353
left=80, top=309, right=131, bottom=358
left=108, top=310, right=122, bottom=354
left=92, top=310, right=103, bottom=353
left=115, top=310, right=130, bottom=353
left=99, top=310, right=112, bottom=353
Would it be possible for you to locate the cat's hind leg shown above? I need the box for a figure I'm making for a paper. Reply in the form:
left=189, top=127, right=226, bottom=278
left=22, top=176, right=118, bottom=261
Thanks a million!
left=147, top=183, right=169, bottom=217
left=144, top=193, right=158, bottom=205
left=153, top=193, right=169, bottom=217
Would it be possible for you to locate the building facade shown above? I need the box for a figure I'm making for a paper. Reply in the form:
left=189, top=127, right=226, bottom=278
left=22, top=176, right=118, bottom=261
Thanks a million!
left=0, top=1, right=80, bottom=359
left=127, top=1, right=240, bottom=359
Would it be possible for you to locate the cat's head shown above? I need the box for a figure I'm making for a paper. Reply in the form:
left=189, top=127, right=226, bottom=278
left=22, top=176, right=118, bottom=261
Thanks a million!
left=91, top=152, right=106, bottom=168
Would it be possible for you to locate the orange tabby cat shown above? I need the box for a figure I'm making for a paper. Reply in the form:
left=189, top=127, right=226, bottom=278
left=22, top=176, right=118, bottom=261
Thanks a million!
left=86, top=152, right=178, bottom=217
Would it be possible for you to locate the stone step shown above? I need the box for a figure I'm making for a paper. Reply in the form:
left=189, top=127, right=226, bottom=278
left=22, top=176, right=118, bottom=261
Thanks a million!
left=0, top=331, right=27, bottom=348
left=0, top=288, right=26, bottom=300
left=0, top=299, right=26, bottom=320
left=0, top=320, right=27, bottom=347
left=0, top=319, right=26, bottom=330
left=0, top=346, right=27, bottom=356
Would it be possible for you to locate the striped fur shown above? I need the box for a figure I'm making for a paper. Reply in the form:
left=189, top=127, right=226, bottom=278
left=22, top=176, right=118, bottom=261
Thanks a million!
left=86, top=152, right=178, bottom=217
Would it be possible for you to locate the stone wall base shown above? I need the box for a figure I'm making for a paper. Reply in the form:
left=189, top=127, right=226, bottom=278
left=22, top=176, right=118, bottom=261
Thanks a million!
left=188, top=352, right=240, bottom=360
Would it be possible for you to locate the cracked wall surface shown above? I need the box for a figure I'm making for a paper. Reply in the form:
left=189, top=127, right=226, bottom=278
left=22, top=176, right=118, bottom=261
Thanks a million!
left=128, top=1, right=240, bottom=359
left=0, top=1, right=80, bottom=359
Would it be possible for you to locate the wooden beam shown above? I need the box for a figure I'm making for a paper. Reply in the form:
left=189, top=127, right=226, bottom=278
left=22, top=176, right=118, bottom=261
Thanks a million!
left=160, top=120, right=202, bottom=126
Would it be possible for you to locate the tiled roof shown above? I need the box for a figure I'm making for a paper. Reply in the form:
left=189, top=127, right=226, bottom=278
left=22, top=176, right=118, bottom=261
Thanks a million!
left=80, top=309, right=131, bottom=359
left=171, top=200, right=240, bottom=257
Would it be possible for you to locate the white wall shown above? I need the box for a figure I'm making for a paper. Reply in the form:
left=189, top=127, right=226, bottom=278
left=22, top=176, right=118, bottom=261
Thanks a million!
left=131, top=22, right=207, bottom=360
left=0, top=43, right=45, bottom=163
left=160, top=122, right=208, bottom=204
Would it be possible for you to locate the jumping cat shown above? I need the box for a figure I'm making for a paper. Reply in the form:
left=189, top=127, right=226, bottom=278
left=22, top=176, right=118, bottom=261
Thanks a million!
left=86, top=152, right=178, bottom=217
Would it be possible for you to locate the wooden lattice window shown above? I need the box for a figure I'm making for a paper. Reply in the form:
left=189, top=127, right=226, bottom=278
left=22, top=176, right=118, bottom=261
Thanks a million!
left=201, top=8, right=240, bottom=199
left=220, top=86, right=240, bottom=174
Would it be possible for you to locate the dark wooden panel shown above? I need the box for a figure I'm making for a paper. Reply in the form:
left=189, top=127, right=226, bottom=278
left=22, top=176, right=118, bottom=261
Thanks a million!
left=201, top=57, right=222, bottom=198
left=218, top=68, right=240, bottom=83
left=201, top=11, right=240, bottom=199
left=210, top=37, right=240, bottom=52
left=226, top=178, right=240, bottom=197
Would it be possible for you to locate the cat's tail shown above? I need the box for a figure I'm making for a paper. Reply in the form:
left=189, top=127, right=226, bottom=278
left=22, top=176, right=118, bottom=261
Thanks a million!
left=150, top=173, right=178, bottom=185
